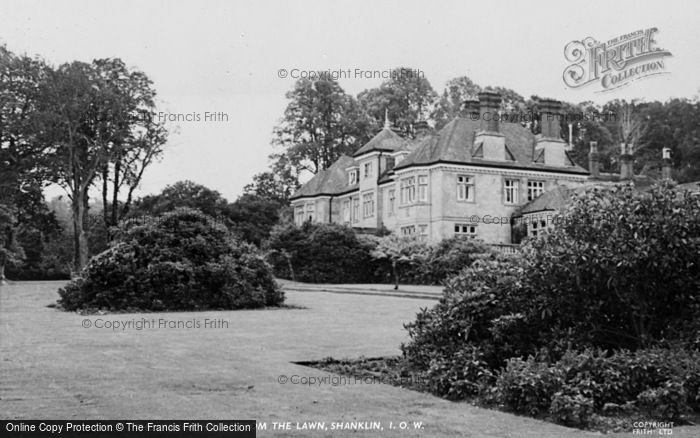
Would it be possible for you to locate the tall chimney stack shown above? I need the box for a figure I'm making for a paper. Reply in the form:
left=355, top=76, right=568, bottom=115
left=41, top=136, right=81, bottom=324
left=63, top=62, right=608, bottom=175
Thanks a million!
left=588, top=141, right=600, bottom=178
left=413, top=120, right=429, bottom=138
left=463, top=99, right=480, bottom=119
left=534, top=98, right=568, bottom=167
left=478, top=92, right=501, bottom=133
left=620, top=142, right=634, bottom=180
left=661, top=147, right=673, bottom=180
left=539, top=99, right=563, bottom=139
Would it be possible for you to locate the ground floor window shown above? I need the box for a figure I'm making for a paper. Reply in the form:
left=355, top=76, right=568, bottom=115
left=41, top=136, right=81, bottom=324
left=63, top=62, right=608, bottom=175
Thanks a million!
left=305, top=202, right=315, bottom=222
left=401, top=225, right=416, bottom=236
left=362, top=192, right=375, bottom=218
left=418, top=224, right=428, bottom=240
left=529, top=219, right=549, bottom=237
left=295, top=206, right=305, bottom=225
left=352, top=198, right=359, bottom=223
left=454, top=223, right=477, bottom=238
left=343, top=199, right=351, bottom=223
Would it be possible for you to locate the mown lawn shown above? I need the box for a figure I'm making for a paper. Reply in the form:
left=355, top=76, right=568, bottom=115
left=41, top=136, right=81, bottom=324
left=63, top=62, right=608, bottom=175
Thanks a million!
left=3, top=281, right=694, bottom=437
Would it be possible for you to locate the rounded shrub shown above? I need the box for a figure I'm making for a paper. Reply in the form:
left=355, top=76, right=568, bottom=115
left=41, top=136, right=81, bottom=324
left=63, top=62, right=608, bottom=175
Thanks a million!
left=58, top=208, right=283, bottom=311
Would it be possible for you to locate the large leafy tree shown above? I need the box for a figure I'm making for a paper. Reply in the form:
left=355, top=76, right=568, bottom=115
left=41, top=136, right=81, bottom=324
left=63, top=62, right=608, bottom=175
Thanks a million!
left=130, top=180, right=230, bottom=221
left=0, top=46, right=51, bottom=281
left=273, top=78, right=372, bottom=176
left=36, top=59, right=165, bottom=271
left=358, top=67, right=437, bottom=137
left=92, top=58, right=168, bottom=236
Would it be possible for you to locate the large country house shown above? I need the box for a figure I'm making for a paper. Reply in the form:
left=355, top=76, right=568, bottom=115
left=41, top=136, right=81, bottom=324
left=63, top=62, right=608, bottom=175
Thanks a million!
left=289, top=92, right=672, bottom=244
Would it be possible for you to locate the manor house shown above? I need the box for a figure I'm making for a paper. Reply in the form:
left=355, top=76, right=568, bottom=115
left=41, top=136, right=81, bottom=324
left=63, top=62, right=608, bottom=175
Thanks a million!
left=289, top=92, right=669, bottom=244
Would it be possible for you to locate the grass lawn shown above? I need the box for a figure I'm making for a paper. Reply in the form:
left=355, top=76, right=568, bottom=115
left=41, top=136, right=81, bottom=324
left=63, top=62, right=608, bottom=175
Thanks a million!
left=2, top=281, right=697, bottom=437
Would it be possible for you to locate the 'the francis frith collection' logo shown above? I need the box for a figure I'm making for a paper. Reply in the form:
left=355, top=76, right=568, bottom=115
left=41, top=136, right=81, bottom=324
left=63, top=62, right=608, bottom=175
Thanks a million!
left=563, top=28, right=672, bottom=92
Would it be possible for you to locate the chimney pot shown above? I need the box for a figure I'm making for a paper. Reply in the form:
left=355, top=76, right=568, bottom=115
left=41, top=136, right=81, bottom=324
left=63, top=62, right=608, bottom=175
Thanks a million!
left=539, top=99, right=563, bottom=139
left=478, top=92, right=502, bottom=133
left=662, top=147, right=673, bottom=180
left=620, top=142, right=634, bottom=180
left=588, top=141, right=600, bottom=178
left=462, top=99, right=480, bottom=119
left=413, top=120, right=429, bottom=138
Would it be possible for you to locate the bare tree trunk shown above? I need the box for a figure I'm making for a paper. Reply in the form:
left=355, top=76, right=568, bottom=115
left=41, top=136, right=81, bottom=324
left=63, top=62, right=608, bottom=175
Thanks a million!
left=392, top=261, right=399, bottom=290
left=72, top=191, right=89, bottom=274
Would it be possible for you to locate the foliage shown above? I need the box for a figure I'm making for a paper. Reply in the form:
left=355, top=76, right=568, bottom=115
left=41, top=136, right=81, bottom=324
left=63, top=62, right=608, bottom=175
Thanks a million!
left=58, top=208, right=283, bottom=311
left=495, top=356, right=566, bottom=415
left=358, top=67, right=438, bottom=137
left=548, top=390, right=595, bottom=427
left=525, top=183, right=700, bottom=350
left=402, top=256, right=530, bottom=370
left=265, top=222, right=375, bottom=283
left=273, top=78, right=373, bottom=176
left=369, top=234, right=431, bottom=289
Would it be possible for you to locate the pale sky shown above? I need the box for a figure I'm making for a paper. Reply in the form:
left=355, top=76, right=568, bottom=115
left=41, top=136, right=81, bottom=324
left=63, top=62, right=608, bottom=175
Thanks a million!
left=1, top=0, right=698, bottom=201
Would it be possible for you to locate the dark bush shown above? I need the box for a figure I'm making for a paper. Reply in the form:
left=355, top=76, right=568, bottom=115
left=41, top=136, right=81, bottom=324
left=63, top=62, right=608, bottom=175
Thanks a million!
left=636, top=380, right=689, bottom=420
left=266, top=223, right=491, bottom=285
left=490, top=348, right=700, bottom=424
left=402, top=256, right=533, bottom=370
left=495, top=356, right=565, bottom=415
left=58, top=208, right=283, bottom=311
left=265, top=222, right=375, bottom=283
left=548, top=390, right=595, bottom=427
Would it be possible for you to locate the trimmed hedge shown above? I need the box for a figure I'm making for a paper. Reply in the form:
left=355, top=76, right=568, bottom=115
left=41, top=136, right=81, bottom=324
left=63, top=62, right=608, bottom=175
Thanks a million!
left=58, top=208, right=283, bottom=311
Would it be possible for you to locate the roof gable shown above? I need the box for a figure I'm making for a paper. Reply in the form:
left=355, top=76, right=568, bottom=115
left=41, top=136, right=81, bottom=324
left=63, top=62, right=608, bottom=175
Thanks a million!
left=354, top=127, right=408, bottom=157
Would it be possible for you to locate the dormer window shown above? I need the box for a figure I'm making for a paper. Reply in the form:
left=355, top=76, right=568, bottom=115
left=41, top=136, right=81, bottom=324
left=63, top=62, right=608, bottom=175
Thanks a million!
left=349, top=170, right=358, bottom=185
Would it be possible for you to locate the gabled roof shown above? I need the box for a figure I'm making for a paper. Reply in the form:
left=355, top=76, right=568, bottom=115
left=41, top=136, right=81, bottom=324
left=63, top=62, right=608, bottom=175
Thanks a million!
left=353, top=127, right=408, bottom=157
left=393, top=117, right=588, bottom=174
left=290, top=155, right=356, bottom=200
left=514, top=174, right=661, bottom=217
left=514, top=185, right=573, bottom=216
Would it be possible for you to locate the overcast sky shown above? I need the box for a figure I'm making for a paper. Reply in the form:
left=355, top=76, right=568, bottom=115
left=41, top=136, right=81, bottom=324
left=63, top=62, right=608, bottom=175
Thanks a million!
left=1, top=0, right=698, bottom=201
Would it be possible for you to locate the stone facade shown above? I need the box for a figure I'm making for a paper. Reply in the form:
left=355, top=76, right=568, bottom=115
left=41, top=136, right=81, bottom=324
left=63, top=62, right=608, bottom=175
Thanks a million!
left=290, top=93, right=591, bottom=244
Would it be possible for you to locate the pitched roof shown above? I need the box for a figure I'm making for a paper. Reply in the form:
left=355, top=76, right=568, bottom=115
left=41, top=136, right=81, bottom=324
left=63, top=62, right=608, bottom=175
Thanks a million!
left=394, top=117, right=588, bottom=174
left=514, top=185, right=573, bottom=216
left=353, top=127, right=408, bottom=157
left=290, top=155, right=356, bottom=199
left=514, top=174, right=662, bottom=217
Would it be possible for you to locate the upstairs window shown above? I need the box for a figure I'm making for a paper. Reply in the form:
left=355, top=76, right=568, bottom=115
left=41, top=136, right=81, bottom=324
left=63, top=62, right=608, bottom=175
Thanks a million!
left=457, top=175, right=474, bottom=201
left=527, top=180, right=545, bottom=201
left=400, top=177, right=416, bottom=204
left=504, top=179, right=519, bottom=205
left=418, top=175, right=428, bottom=201
left=363, top=162, right=373, bottom=179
